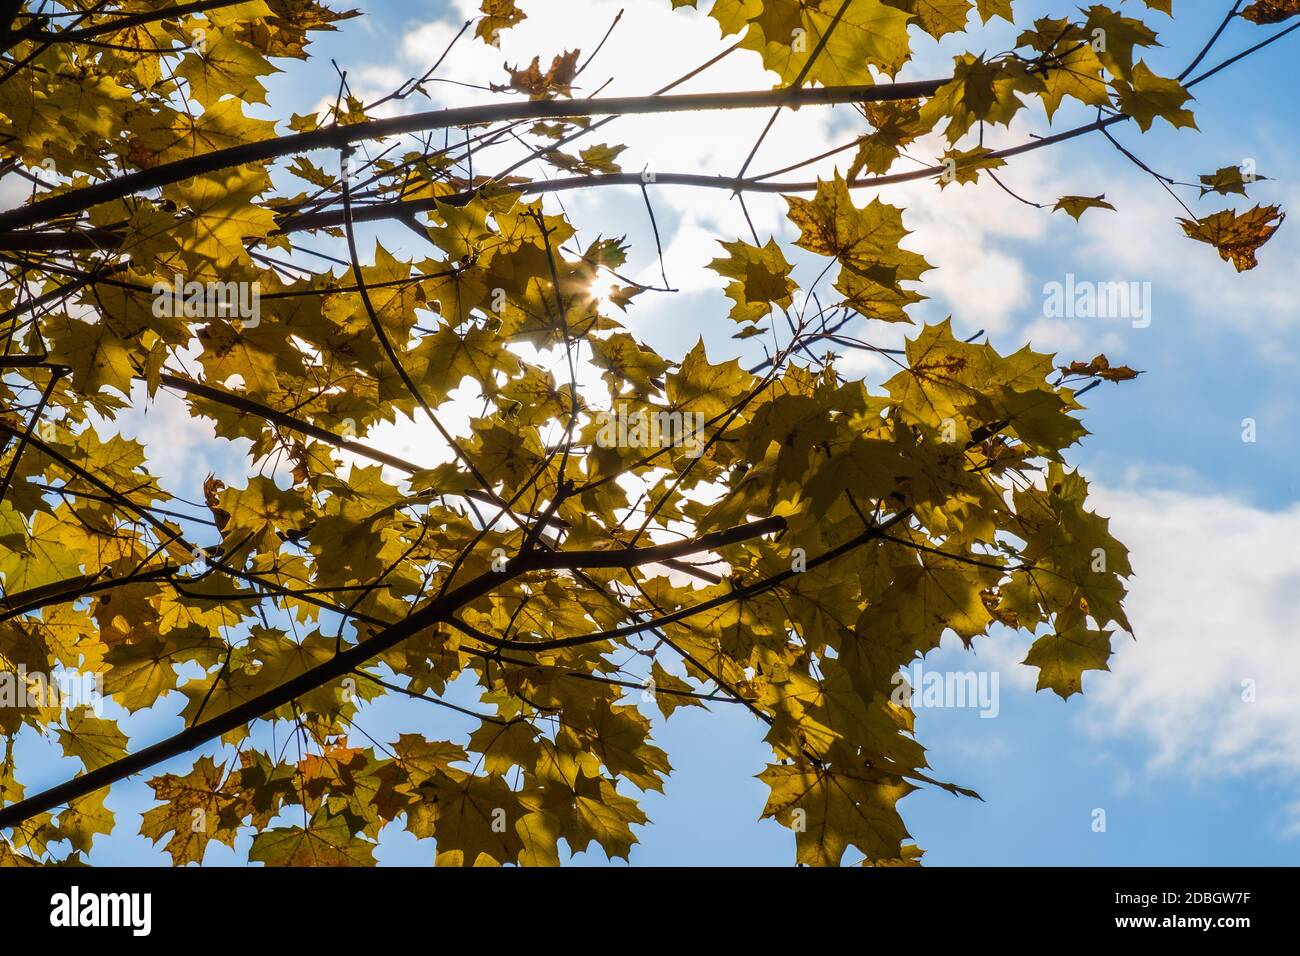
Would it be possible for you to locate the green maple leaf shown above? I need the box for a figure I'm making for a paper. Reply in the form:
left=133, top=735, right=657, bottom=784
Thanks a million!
left=708, top=238, right=797, bottom=323
left=785, top=173, right=931, bottom=314
left=759, top=761, right=914, bottom=866
left=175, top=34, right=279, bottom=109
left=1198, top=165, right=1264, bottom=197
left=883, top=0, right=974, bottom=40
left=1053, top=194, right=1116, bottom=220
left=249, top=814, right=378, bottom=866
left=57, top=709, right=128, bottom=773
left=1114, top=61, right=1197, bottom=132
left=46, top=315, right=136, bottom=396
left=1023, top=626, right=1114, bottom=699
left=51, top=791, right=115, bottom=854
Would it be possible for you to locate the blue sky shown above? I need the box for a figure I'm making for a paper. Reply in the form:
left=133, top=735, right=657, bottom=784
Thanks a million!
left=14, top=0, right=1300, bottom=866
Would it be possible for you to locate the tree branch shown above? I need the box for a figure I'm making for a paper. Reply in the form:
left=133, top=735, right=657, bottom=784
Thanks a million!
left=0, top=80, right=947, bottom=235
left=0, top=117, right=1123, bottom=252
left=0, top=513, right=788, bottom=829
left=24, top=0, right=247, bottom=46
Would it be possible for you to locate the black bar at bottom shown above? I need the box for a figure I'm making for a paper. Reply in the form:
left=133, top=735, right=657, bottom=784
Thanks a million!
left=0, top=865, right=1287, bottom=943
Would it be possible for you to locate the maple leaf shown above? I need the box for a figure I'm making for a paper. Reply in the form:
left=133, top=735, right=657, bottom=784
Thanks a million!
left=45, top=315, right=137, bottom=397
left=1023, top=626, right=1114, bottom=699
left=102, top=633, right=216, bottom=713
left=1114, top=61, right=1197, bottom=132
left=503, top=49, right=581, bottom=98
left=937, top=146, right=1006, bottom=188
left=545, top=772, right=647, bottom=862
left=708, top=238, right=797, bottom=323
left=975, top=0, right=1013, bottom=23
left=1199, top=165, right=1266, bottom=197
left=543, top=142, right=628, bottom=175
left=57, top=709, right=128, bottom=773
left=1036, top=41, right=1111, bottom=119
left=163, top=163, right=278, bottom=266
left=750, top=0, right=806, bottom=44
left=1081, top=6, right=1160, bottom=82
left=849, top=98, right=927, bottom=178
left=140, top=756, right=244, bottom=865
left=920, top=53, right=1039, bottom=144
left=882, top=0, right=974, bottom=40
left=50, top=792, right=115, bottom=854
left=647, top=661, right=707, bottom=718
left=720, top=0, right=914, bottom=85
left=476, top=0, right=528, bottom=46
left=785, top=173, right=931, bottom=322
left=1241, top=0, right=1300, bottom=24
left=667, top=339, right=754, bottom=419
left=249, top=814, right=378, bottom=866
left=759, top=761, right=914, bottom=866
left=1178, top=205, right=1285, bottom=271
left=408, top=770, right=525, bottom=866
left=1058, top=354, right=1142, bottom=382
left=1052, top=194, right=1116, bottom=220
left=175, top=34, right=279, bottom=109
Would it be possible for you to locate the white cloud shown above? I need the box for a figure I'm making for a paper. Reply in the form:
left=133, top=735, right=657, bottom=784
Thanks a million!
left=1082, top=487, right=1300, bottom=782
left=919, top=477, right=1300, bottom=843
left=970, top=485, right=1300, bottom=813
left=919, top=243, right=1028, bottom=333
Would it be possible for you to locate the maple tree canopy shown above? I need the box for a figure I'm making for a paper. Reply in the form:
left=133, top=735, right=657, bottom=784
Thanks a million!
left=0, top=0, right=1290, bottom=866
